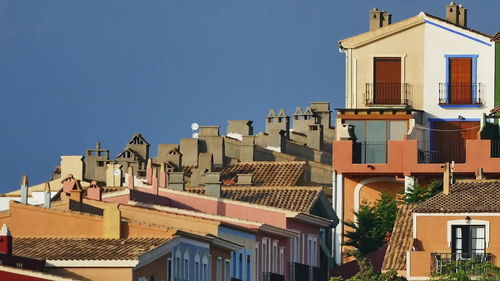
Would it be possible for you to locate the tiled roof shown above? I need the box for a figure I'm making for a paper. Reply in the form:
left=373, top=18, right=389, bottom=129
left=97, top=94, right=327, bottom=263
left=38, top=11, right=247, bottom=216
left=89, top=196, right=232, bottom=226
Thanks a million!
left=414, top=180, right=500, bottom=213
left=382, top=204, right=416, bottom=271
left=492, top=31, right=500, bottom=42
left=13, top=238, right=171, bottom=261
left=220, top=161, right=306, bottom=186
left=185, top=186, right=322, bottom=213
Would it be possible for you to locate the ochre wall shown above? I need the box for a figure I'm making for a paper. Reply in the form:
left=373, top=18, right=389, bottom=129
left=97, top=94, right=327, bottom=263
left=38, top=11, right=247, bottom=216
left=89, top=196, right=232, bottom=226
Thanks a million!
left=48, top=267, right=132, bottom=281
left=410, top=215, right=500, bottom=278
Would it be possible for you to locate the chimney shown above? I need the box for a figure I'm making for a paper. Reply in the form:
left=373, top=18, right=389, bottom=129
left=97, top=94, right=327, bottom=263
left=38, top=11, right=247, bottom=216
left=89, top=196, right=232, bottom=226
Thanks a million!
left=146, top=159, right=153, bottom=184
left=62, top=174, right=76, bottom=194
left=60, top=156, right=84, bottom=181
left=168, top=172, right=185, bottom=191
left=106, top=163, right=123, bottom=187
left=306, top=124, right=324, bottom=150
left=240, top=136, right=255, bottom=161
left=0, top=224, right=12, bottom=255
left=265, top=109, right=290, bottom=138
left=237, top=174, right=253, bottom=186
left=20, top=175, right=28, bottom=204
left=227, top=120, right=254, bottom=141
left=127, top=166, right=134, bottom=189
left=152, top=168, right=159, bottom=195
left=44, top=182, right=51, bottom=209
left=443, top=162, right=451, bottom=195
left=476, top=168, right=485, bottom=180
left=446, top=2, right=467, bottom=27
left=103, top=203, right=120, bottom=239
left=198, top=126, right=225, bottom=169
left=159, top=163, right=167, bottom=188
left=370, top=8, right=392, bottom=31
left=180, top=138, right=199, bottom=167
left=310, top=102, right=332, bottom=129
left=86, top=181, right=103, bottom=201
left=198, top=153, right=213, bottom=173
left=205, top=172, right=221, bottom=197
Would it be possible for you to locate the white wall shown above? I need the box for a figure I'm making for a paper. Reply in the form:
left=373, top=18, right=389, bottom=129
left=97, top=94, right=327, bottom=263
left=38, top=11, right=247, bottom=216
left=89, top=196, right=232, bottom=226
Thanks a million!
left=422, top=17, right=495, bottom=127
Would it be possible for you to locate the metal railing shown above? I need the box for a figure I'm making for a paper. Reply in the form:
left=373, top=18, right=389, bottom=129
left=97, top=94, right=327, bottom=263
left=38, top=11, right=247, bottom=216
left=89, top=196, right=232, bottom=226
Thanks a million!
left=431, top=253, right=493, bottom=275
left=438, top=82, right=483, bottom=105
left=365, top=83, right=410, bottom=105
left=491, top=140, right=500, bottom=158
left=263, top=272, right=285, bottom=281
left=353, top=141, right=387, bottom=164
left=417, top=141, right=466, bottom=163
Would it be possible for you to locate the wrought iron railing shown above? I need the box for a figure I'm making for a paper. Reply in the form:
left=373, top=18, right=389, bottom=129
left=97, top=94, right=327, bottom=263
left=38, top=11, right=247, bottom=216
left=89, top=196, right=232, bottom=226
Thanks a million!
left=365, top=83, right=410, bottom=105
left=417, top=141, right=466, bottom=163
left=431, top=253, right=493, bottom=275
left=289, top=262, right=322, bottom=281
left=353, top=141, right=387, bottom=164
left=438, top=82, right=483, bottom=105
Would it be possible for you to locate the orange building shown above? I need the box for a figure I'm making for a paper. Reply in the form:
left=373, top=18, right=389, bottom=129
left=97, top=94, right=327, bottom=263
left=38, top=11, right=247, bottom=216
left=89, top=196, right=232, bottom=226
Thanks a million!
left=383, top=180, right=500, bottom=280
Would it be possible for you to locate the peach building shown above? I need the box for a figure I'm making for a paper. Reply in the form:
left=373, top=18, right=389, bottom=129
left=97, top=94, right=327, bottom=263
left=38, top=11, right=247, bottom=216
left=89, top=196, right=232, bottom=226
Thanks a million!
left=383, top=180, right=500, bottom=280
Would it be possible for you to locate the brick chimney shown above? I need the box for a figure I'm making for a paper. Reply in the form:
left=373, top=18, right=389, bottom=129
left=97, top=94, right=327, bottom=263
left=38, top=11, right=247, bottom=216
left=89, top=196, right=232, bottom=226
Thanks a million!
left=370, top=8, right=392, bottom=31
left=0, top=224, right=12, bottom=255
left=20, top=175, right=28, bottom=204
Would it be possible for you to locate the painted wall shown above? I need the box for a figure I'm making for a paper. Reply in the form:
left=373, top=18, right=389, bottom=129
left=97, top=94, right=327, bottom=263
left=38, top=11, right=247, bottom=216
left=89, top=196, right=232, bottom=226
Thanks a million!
left=172, top=240, right=211, bottom=281
left=409, top=214, right=500, bottom=278
left=255, top=233, right=289, bottom=281
left=495, top=41, right=500, bottom=106
left=346, top=24, right=425, bottom=109
left=219, top=226, right=256, bottom=281
left=0, top=271, right=52, bottom=281
left=133, top=253, right=171, bottom=281
left=422, top=18, right=495, bottom=126
left=48, top=267, right=132, bottom=281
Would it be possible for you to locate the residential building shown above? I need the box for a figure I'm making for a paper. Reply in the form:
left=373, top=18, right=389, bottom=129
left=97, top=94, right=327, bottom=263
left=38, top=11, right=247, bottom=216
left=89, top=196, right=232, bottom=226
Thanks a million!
left=333, top=3, right=498, bottom=263
left=383, top=179, right=500, bottom=280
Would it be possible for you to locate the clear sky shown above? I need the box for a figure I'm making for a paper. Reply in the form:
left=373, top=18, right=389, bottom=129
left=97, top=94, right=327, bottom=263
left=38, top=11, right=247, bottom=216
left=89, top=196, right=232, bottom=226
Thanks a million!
left=0, top=0, right=498, bottom=192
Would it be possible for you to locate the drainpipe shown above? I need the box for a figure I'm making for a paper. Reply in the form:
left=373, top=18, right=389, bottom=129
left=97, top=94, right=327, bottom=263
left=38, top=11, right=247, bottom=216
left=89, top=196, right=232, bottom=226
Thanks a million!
left=339, top=44, right=349, bottom=108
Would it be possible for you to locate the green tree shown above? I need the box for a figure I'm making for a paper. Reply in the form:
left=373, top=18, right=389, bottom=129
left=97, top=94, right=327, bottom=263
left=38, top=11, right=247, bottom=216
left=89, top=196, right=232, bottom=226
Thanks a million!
left=344, top=192, right=398, bottom=256
left=343, top=204, right=384, bottom=256
left=329, top=257, right=407, bottom=281
left=403, top=179, right=442, bottom=203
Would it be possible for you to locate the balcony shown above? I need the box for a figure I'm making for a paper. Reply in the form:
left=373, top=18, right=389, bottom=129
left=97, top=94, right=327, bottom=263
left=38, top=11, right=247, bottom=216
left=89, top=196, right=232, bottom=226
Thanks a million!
left=438, top=82, right=483, bottom=106
left=289, top=262, right=322, bottom=281
left=417, top=141, right=467, bottom=164
left=353, top=141, right=387, bottom=164
left=431, top=253, right=493, bottom=276
left=365, top=83, right=410, bottom=106
left=262, top=272, right=284, bottom=281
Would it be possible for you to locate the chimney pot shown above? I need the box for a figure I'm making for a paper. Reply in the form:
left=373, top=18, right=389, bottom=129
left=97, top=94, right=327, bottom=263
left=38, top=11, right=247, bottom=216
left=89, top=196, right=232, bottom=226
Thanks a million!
left=20, top=175, right=29, bottom=205
left=237, top=174, right=253, bottom=186
left=204, top=172, right=221, bottom=197
left=167, top=172, right=185, bottom=191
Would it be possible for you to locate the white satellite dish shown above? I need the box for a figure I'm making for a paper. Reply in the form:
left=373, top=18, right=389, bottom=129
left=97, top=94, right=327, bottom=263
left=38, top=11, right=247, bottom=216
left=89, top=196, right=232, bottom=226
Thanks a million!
left=191, top=123, right=199, bottom=131
left=192, top=132, right=199, bottom=139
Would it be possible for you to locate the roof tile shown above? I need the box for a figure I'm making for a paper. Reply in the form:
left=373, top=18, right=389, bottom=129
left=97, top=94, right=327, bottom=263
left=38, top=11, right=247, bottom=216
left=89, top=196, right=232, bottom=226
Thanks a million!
left=220, top=161, right=306, bottom=186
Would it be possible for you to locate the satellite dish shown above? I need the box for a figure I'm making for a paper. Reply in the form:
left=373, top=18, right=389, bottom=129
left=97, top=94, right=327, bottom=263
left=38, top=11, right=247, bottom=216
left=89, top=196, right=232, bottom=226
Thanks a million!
left=192, top=132, right=199, bottom=139
left=191, top=123, right=199, bottom=131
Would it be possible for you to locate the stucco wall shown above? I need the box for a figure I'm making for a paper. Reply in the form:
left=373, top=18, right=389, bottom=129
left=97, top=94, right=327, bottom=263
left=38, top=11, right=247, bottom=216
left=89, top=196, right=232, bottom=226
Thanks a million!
left=133, top=254, right=171, bottom=281
left=422, top=19, right=495, bottom=125
left=48, top=267, right=132, bottom=281
left=347, top=24, right=425, bottom=109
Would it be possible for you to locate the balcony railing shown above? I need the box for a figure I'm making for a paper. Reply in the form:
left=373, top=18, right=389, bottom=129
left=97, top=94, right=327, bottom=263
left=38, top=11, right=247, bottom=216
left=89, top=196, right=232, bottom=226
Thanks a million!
left=438, top=82, right=483, bottom=105
left=289, top=262, right=321, bottom=281
left=431, top=253, right=493, bottom=276
left=353, top=141, right=387, bottom=164
left=365, top=83, right=410, bottom=105
left=263, top=272, right=284, bottom=281
left=417, top=141, right=466, bottom=164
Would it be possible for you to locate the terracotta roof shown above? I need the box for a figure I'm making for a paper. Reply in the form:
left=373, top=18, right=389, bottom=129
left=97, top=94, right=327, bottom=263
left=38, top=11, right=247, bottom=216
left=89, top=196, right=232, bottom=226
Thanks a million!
left=414, top=180, right=500, bottom=213
left=382, top=204, right=417, bottom=271
left=491, top=31, right=500, bottom=42
left=220, top=161, right=306, bottom=186
left=185, top=186, right=322, bottom=213
left=13, top=237, right=171, bottom=261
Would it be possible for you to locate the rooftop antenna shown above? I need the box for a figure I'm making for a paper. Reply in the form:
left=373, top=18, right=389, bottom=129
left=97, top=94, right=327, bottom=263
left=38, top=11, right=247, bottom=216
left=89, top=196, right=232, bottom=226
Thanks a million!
left=191, top=123, right=199, bottom=138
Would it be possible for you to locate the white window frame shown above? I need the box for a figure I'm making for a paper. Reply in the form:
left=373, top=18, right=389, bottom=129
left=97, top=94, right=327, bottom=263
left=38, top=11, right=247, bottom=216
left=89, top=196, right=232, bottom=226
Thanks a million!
left=224, top=259, right=231, bottom=281
left=202, top=255, right=209, bottom=281
left=195, top=254, right=200, bottom=281
left=447, top=219, right=490, bottom=248
left=262, top=238, right=268, bottom=274
left=175, top=249, right=182, bottom=279
left=184, top=251, right=190, bottom=281
left=217, top=257, right=222, bottom=281
left=272, top=240, right=278, bottom=273
left=279, top=247, right=285, bottom=275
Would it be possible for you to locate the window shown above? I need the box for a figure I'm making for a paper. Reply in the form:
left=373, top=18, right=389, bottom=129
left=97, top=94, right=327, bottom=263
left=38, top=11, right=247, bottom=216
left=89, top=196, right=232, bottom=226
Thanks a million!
left=167, top=258, right=172, bottom=281
left=239, top=253, right=243, bottom=280
left=246, top=254, right=251, bottom=281
left=441, top=55, right=480, bottom=105
left=195, top=255, right=200, bottom=281
left=262, top=239, right=268, bottom=273
left=176, top=257, right=181, bottom=279
left=255, top=243, right=259, bottom=281
left=452, top=225, right=486, bottom=255
left=224, top=260, right=231, bottom=281
left=202, top=259, right=208, bottom=281
left=217, top=257, right=222, bottom=281
left=279, top=248, right=284, bottom=274
left=272, top=241, right=278, bottom=273
left=371, top=57, right=402, bottom=105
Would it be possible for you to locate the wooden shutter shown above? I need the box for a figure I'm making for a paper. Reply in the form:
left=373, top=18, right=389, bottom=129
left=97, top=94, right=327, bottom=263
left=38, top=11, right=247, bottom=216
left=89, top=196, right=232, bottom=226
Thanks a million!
left=449, top=58, right=472, bottom=104
left=373, top=57, right=401, bottom=104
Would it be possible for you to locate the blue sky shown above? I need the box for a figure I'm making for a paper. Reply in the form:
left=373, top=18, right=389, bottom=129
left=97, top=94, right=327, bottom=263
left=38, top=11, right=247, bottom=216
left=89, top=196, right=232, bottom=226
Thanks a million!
left=0, top=0, right=498, bottom=191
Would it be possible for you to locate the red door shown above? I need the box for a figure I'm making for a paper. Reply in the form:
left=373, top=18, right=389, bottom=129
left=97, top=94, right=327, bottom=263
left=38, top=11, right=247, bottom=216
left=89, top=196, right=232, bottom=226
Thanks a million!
left=374, top=57, right=401, bottom=104
left=449, top=58, right=472, bottom=104
left=432, top=121, right=479, bottom=163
